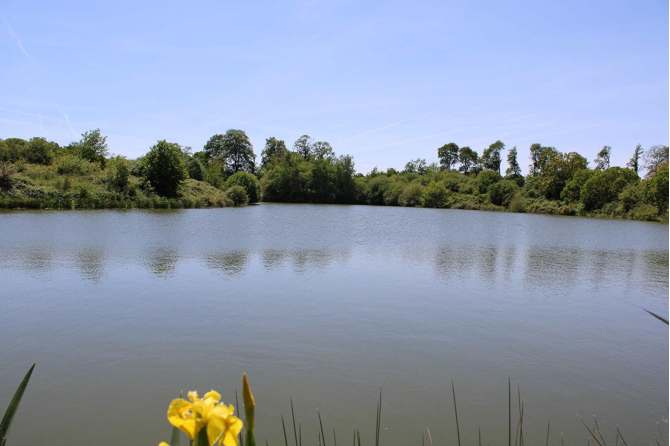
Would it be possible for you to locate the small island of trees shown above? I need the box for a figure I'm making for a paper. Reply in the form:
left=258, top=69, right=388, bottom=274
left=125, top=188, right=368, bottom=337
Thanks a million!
left=0, top=128, right=667, bottom=222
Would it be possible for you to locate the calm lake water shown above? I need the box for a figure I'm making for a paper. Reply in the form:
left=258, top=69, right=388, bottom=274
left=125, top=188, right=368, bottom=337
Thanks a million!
left=0, top=204, right=667, bottom=446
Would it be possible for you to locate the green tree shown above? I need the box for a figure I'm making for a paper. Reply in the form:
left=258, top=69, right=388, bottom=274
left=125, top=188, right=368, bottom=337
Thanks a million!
left=643, top=163, right=669, bottom=214
left=541, top=151, right=589, bottom=199
left=0, top=138, right=27, bottom=162
left=261, top=137, right=288, bottom=169
left=594, top=145, right=611, bottom=170
left=334, top=155, right=357, bottom=203
left=528, top=143, right=558, bottom=176
left=643, top=145, right=669, bottom=178
left=187, top=157, right=204, bottom=181
left=488, top=179, right=519, bottom=207
left=506, top=146, right=522, bottom=177
left=626, top=144, right=644, bottom=175
left=481, top=140, right=505, bottom=174
left=225, top=185, right=249, bottom=206
left=143, top=140, right=188, bottom=197
left=24, top=137, right=57, bottom=165
left=0, top=162, right=14, bottom=190
left=365, top=175, right=391, bottom=205
left=398, top=182, right=424, bottom=207
left=221, top=129, right=256, bottom=173
left=0, top=140, right=8, bottom=163
left=477, top=170, right=502, bottom=194
left=560, top=168, right=595, bottom=203
left=293, top=135, right=313, bottom=159
left=580, top=167, right=638, bottom=211
left=260, top=152, right=310, bottom=202
left=78, top=129, right=109, bottom=167
left=203, top=134, right=226, bottom=162
left=312, top=141, right=334, bottom=160
left=224, top=171, right=260, bottom=203
left=437, top=142, right=459, bottom=171
left=108, top=156, right=130, bottom=192
left=458, top=147, right=478, bottom=174
left=423, top=181, right=448, bottom=208
left=404, top=158, right=427, bottom=174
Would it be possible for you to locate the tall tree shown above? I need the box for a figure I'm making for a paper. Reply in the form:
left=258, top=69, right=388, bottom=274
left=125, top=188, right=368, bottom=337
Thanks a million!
left=529, top=143, right=558, bottom=176
left=143, top=140, right=188, bottom=197
left=261, top=137, right=288, bottom=169
left=24, top=137, right=57, bottom=165
left=458, top=147, right=478, bottom=175
left=404, top=158, right=427, bottom=174
left=203, top=134, right=226, bottom=162
left=595, top=145, right=611, bottom=170
left=222, top=129, right=256, bottom=173
left=312, top=141, right=334, bottom=160
left=626, top=144, right=643, bottom=175
left=541, top=151, right=589, bottom=199
left=437, top=142, right=459, bottom=170
left=642, top=145, right=669, bottom=178
left=77, top=129, right=109, bottom=167
left=481, top=140, right=505, bottom=174
left=293, top=135, right=313, bottom=159
left=506, top=146, right=521, bottom=177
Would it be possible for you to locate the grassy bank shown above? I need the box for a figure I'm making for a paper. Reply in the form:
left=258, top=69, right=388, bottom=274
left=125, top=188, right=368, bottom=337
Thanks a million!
left=0, top=162, right=231, bottom=210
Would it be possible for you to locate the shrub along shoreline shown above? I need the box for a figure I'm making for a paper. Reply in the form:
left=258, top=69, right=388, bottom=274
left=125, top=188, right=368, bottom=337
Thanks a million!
left=0, top=130, right=667, bottom=221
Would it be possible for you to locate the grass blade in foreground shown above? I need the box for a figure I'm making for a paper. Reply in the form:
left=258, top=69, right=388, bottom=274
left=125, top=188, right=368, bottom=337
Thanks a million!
left=243, top=373, right=256, bottom=446
left=169, top=392, right=183, bottom=446
left=0, top=363, right=36, bottom=446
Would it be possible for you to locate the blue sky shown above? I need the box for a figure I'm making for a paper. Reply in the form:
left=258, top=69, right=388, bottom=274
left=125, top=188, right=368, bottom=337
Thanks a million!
left=1, top=0, right=668, bottom=174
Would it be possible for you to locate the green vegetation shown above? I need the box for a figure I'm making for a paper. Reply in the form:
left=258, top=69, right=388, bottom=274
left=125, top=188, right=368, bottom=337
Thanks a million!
left=1, top=364, right=35, bottom=446
left=0, top=129, right=667, bottom=221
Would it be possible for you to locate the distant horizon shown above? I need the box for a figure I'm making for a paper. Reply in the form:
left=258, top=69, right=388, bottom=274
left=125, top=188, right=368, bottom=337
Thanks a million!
left=1, top=0, right=668, bottom=175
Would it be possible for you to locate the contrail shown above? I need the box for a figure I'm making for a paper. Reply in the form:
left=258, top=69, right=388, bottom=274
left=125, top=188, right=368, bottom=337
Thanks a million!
left=320, top=109, right=387, bottom=133
left=57, top=107, right=78, bottom=138
left=335, top=108, right=444, bottom=145
left=0, top=107, right=60, bottom=121
left=36, top=109, right=47, bottom=138
left=4, top=20, right=40, bottom=69
left=358, top=126, right=481, bottom=154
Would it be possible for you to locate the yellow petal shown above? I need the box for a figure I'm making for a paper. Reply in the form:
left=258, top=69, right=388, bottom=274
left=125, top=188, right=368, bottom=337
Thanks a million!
left=159, top=443, right=170, bottom=446
left=204, top=390, right=221, bottom=402
left=220, top=416, right=243, bottom=446
left=188, top=391, right=200, bottom=402
left=167, top=398, right=205, bottom=440
left=207, top=414, right=226, bottom=446
left=212, top=404, right=231, bottom=419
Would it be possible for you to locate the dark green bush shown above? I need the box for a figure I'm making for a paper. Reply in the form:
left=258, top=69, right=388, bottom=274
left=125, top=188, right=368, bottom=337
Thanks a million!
left=422, top=181, right=448, bottom=208
left=225, top=185, right=249, bottom=206
left=398, top=182, right=424, bottom=207
left=476, top=170, right=502, bottom=194
left=488, top=179, right=518, bottom=207
left=224, top=171, right=260, bottom=203
left=580, top=167, right=639, bottom=211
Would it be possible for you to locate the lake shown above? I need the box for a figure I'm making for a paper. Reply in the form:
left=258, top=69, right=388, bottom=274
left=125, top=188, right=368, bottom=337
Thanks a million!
left=0, top=204, right=667, bottom=446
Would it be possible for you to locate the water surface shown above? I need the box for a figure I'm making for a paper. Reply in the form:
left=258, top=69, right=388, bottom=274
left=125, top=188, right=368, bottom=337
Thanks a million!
left=0, top=205, right=667, bottom=445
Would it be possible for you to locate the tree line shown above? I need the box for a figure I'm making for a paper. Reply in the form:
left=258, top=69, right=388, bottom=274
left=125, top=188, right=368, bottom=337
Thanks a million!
left=0, top=129, right=667, bottom=221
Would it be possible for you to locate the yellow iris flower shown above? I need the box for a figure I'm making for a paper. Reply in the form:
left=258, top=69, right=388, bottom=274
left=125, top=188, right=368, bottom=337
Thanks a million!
left=165, top=390, right=243, bottom=446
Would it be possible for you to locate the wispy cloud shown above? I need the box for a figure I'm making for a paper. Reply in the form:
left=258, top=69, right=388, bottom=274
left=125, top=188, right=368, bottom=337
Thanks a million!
left=0, top=117, right=33, bottom=126
left=57, top=107, right=78, bottom=137
left=335, top=108, right=444, bottom=145
left=4, top=20, right=40, bottom=69
left=36, top=110, right=47, bottom=138
left=0, top=107, right=61, bottom=121
left=358, top=126, right=481, bottom=154
left=319, top=109, right=388, bottom=133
